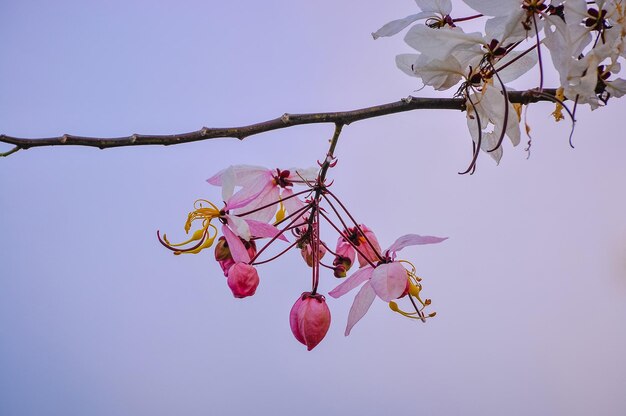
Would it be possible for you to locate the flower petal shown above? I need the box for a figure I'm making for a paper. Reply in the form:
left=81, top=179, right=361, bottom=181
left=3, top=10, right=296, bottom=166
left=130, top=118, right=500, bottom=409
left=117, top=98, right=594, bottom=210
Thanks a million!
left=345, top=283, right=376, bottom=336
left=245, top=218, right=288, bottom=242
left=387, top=234, right=448, bottom=254
left=222, top=224, right=250, bottom=263
left=281, top=188, right=307, bottom=218
left=226, top=177, right=273, bottom=211
left=233, top=185, right=280, bottom=223
left=370, top=262, right=408, bottom=302
left=328, top=266, right=374, bottom=299
left=207, top=165, right=269, bottom=187
left=286, top=167, right=318, bottom=182
left=220, top=166, right=236, bottom=202
left=225, top=215, right=251, bottom=241
left=372, top=12, right=434, bottom=40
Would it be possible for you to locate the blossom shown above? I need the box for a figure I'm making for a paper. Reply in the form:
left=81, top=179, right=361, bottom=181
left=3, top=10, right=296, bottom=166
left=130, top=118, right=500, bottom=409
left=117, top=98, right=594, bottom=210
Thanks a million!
left=207, top=165, right=316, bottom=223
left=544, top=2, right=626, bottom=108
left=334, top=224, right=382, bottom=270
left=227, top=263, right=260, bottom=298
left=289, top=292, right=331, bottom=350
left=329, top=234, right=447, bottom=335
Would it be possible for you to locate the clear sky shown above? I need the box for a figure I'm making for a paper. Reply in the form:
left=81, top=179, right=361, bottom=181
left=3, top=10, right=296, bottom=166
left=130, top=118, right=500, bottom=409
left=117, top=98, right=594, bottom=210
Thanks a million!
left=1, top=1, right=625, bottom=415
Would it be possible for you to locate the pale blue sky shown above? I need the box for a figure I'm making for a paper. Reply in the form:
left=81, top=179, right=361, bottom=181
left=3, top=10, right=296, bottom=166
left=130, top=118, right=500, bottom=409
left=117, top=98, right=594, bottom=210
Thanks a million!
left=1, top=1, right=625, bottom=415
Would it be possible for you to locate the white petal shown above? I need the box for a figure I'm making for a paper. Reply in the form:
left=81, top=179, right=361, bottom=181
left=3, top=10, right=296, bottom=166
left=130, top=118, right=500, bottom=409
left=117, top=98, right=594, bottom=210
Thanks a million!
left=372, top=12, right=433, bottom=39
left=462, top=0, right=518, bottom=16
left=404, top=25, right=484, bottom=60
left=415, top=0, right=452, bottom=14
left=396, top=54, right=420, bottom=78
left=226, top=215, right=251, bottom=241
left=221, top=166, right=236, bottom=202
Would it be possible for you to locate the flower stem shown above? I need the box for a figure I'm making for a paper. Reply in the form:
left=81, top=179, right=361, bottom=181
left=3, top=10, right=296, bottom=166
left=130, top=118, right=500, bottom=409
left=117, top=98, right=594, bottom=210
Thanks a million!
left=248, top=203, right=312, bottom=264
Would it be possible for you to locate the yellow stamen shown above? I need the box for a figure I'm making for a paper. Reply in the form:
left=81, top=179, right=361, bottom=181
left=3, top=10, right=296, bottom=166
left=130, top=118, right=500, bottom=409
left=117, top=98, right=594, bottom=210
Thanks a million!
left=275, top=198, right=286, bottom=223
left=175, top=224, right=218, bottom=255
left=166, top=199, right=222, bottom=255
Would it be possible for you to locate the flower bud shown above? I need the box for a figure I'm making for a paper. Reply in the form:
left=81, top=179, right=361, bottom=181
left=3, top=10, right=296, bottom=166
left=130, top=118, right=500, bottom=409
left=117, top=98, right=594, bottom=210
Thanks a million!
left=333, top=263, right=347, bottom=278
left=214, top=237, right=231, bottom=261
left=289, top=292, right=331, bottom=351
left=226, top=263, right=260, bottom=298
left=334, top=237, right=355, bottom=272
left=300, top=243, right=327, bottom=267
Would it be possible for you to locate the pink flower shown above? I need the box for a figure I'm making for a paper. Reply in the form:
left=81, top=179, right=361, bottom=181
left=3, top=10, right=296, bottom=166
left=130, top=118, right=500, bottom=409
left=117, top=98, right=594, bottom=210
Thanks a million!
left=335, top=225, right=382, bottom=269
left=218, top=175, right=290, bottom=264
left=227, top=263, right=260, bottom=298
left=289, top=292, right=331, bottom=351
left=329, top=234, right=447, bottom=335
left=207, top=165, right=316, bottom=223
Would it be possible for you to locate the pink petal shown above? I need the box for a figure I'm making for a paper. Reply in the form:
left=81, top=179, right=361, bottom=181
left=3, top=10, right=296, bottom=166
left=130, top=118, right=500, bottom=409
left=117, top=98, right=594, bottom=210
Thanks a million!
left=387, top=234, right=448, bottom=254
left=289, top=296, right=305, bottom=345
left=207, top=165, right=269, bottom=186
left=299, top=297, right=331, bottom=351
left=281, top=188, right=307, bottom=218
left=222, top=225, right=250, bottom=263
left=225, top=215, right=251, bottom=241
left=226, top=178, right=273, bottom=211
left=233, top=185, right=280, bottom=223
left=345, top=282, right=376, bottom=336
left=328, top=266, right=373, bottom=299
left=369, top=262, right=407, bottom=302
left=245, top=218, right=288, bottom=242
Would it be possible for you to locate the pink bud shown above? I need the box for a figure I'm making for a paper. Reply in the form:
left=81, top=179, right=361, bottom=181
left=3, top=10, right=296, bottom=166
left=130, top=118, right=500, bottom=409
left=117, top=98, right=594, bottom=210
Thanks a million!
left=334, top=237, right=356, bottom=272
left=300, top=243, right=327, bottom=267
left=289, top=292, right=331, bottom=351
left=333, top=263, right=347, bottom=278
left=226, top=263, right=260, bottom=298
left=219, top=257, right=236, bottom=276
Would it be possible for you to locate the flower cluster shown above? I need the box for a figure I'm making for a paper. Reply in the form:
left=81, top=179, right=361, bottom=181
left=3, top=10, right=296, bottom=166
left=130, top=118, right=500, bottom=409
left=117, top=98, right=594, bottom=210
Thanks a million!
left=374, top=0, right=626, bottom=171
left=159, top=162, right=446, bottom=350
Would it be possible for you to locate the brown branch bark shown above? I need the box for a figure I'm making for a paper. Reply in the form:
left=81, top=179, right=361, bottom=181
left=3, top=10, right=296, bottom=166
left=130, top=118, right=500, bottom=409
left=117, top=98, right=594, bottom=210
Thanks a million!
left=0, top=89, right=556, bottom=154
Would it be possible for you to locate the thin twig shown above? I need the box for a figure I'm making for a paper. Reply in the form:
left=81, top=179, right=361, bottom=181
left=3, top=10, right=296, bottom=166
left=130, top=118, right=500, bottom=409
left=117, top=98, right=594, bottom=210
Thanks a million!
left=0, top=90, right=558, bottom=154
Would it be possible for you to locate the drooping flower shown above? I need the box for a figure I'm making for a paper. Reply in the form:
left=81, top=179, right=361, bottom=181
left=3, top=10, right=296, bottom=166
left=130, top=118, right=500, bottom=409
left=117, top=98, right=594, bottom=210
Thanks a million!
left=334, top=224, right=382, bottom=270
left=227, top=262, right=260, bottom=298
left=289, top=292, right=331, bottom=350
left=329, top=234, right=447, bottom=336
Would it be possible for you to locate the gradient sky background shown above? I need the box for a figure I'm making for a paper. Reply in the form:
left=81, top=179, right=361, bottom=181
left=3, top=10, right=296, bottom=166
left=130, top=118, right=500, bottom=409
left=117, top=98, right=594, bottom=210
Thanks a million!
left=1, top=1, right=625, bottom=415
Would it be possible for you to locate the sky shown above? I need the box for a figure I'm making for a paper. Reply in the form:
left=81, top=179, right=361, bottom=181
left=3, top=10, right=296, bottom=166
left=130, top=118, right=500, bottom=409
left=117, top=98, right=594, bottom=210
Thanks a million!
left=1, top=1, right=625, bottom=415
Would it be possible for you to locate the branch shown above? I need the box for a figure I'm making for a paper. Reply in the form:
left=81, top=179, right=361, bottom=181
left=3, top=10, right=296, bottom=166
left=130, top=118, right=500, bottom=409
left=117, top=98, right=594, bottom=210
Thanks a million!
left=0, top=89, right=557, bottom=153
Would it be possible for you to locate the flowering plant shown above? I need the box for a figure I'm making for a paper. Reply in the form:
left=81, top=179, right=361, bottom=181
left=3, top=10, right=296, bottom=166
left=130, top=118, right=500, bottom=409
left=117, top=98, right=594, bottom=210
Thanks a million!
left=375, top=0, right=626, bottom=171
left=158, top=125, right=446, bottom=350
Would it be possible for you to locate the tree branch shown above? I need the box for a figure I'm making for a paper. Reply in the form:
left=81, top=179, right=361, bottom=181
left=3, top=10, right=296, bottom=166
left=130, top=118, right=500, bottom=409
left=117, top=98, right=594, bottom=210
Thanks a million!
left=0, top=89, right=556, bottom=153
